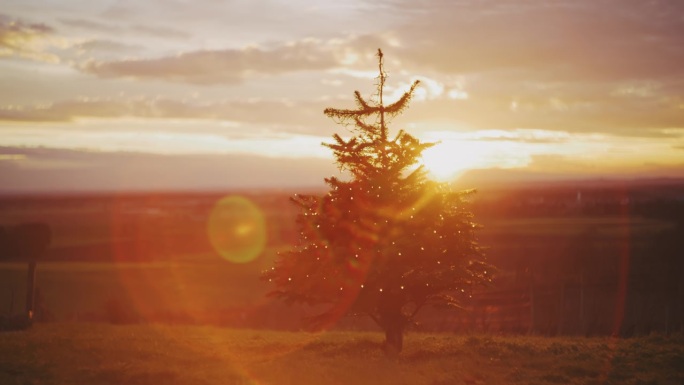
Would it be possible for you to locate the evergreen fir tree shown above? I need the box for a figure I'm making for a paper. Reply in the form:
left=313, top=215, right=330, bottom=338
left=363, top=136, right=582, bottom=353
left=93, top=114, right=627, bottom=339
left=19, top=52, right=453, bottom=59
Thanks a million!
left=262, top=49, right=491, bottom=354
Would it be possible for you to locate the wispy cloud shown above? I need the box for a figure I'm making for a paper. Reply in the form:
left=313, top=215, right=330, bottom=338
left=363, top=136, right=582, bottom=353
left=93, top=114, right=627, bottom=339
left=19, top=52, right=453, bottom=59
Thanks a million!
left=0, top=146, right=335, bottom=192
left=0, top=97, right=334, bottom=132
left=386, top=1, right=684, bottom=80
left=78, top=41, right=343, bottom=84
left=60, top=17, right=191, bottom=39
left=0, top=14, right=58, bottom=62
left=73, top=39, right=143, bottom=54
left=377, top=1, right=684, bottom=137
left=59, top=18, right=117, bottom=33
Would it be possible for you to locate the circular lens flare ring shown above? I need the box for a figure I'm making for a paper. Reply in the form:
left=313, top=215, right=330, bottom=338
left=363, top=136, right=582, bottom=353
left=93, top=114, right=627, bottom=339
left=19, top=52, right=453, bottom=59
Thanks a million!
left=207, top=195, right=267, bottom=264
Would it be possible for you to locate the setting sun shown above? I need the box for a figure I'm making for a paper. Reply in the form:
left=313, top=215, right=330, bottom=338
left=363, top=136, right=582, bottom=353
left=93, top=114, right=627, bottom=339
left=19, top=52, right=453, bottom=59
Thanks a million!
left=421, top=141, right=480, bottom=181
left=419, top=137, right=521, bottom=181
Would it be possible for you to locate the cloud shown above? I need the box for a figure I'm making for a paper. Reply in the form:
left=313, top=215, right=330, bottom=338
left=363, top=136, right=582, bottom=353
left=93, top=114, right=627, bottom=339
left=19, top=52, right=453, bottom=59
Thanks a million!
left=365, top=1, right=684, bottom=137
left=131, top=24, right=191, bottom=40
left=0, top=146, right=335, bottom=193
left=385, top=1, right=684, bottom=80
left=0, top=14, right=57, bottom=62
left=60, top=18, right=191, bottom=39
left=59, top=18, right=117, bottom=33
left=399, top=95, right=684, bottom=138
left=73, top=39, right=142, bottom=54
left=466, top=129, right=572, bottom=144
left=0, top=97, right=335, bottom=132
left=95, top=0, right=388, bottom=42
left=3, top=89, right=681, bottom=141
left=523, top=153, right=684, bottom=179
left=525, top=154, right=603, bottom=174
left=74, top=32, right=392, bottom=84
left=79, top=40, right=342, bottom=84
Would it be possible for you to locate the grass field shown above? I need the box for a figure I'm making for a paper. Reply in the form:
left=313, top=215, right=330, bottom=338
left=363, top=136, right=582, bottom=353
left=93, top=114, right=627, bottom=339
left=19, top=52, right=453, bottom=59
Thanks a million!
left=1, top=212, right=678, bottom=329
left=2, top=193, right=683, bottom=384
left=0, top=324, right=682, bottom=385
left=0, top=259, right=276, bottom=323
left=481, top=216, right=675, bottom=238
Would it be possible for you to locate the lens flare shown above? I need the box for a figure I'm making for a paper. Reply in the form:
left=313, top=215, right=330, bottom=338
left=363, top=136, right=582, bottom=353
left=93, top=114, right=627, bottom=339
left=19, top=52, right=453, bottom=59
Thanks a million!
left=207, top=196, right=266, bottom=264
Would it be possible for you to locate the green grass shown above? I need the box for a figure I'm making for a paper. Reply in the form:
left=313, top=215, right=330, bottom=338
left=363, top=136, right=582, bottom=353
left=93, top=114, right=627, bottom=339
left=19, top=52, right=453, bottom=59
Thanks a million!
left=0, top=324, right=682, bottom=385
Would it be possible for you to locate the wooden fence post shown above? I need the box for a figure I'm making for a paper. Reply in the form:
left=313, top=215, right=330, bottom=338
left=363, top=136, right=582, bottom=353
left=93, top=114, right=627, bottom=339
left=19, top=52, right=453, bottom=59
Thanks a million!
left=25, top=260, right=37, bottom=320
left=529, top=279, right=536, bottom=335
left=0, top=223, right=51, bottom=326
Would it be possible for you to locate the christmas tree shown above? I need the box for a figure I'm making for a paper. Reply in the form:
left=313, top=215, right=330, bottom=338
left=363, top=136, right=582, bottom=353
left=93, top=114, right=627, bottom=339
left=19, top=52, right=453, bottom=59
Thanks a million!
left=263, top=49, right=490, bottom=354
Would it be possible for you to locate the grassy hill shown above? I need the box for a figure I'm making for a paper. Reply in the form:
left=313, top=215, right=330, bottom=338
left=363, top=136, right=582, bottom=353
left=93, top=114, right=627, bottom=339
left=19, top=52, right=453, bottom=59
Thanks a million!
left=1, top=324, right=682, bottom=385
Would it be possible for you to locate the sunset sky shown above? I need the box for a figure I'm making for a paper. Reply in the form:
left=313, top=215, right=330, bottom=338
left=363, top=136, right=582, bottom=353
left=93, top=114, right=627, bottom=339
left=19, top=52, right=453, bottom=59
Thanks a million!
left=1, top=0, right=683, bottom=192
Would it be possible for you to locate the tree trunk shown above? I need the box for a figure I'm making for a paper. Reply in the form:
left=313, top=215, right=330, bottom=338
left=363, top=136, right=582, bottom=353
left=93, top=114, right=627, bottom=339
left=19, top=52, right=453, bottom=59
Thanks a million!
left=383, top=321, right=404, bottom=356
left=377, top=295, right=407, bottom=356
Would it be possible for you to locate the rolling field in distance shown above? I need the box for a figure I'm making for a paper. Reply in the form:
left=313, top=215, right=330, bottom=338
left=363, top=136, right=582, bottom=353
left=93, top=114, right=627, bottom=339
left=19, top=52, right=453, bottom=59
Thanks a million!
left=1, top=183, right=683, bottom=384
left=2, top=182, right=683, bottom=334
left=0, top=259, right=277, bottom=324
left=0, top=214, right=673, bottom=326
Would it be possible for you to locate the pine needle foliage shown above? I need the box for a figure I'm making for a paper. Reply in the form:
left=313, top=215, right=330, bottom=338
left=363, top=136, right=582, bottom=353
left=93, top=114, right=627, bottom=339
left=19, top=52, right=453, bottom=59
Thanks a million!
left=262, top=49, right=491, bottom=354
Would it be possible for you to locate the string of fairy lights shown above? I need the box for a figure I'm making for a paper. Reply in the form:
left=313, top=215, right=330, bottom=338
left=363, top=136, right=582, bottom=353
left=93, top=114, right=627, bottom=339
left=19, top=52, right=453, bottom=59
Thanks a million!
left=263, top=49, right=490, bottom=323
